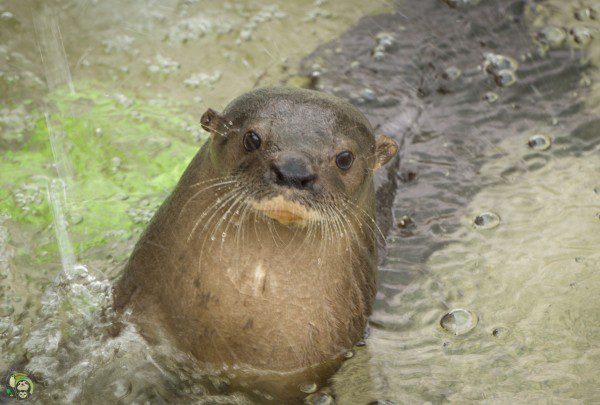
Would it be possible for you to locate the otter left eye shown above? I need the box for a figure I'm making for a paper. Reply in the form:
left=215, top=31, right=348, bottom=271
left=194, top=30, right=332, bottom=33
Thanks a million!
left=335, top=151, right=354, bottom=170
left=243, top=131, right=262, bottom=152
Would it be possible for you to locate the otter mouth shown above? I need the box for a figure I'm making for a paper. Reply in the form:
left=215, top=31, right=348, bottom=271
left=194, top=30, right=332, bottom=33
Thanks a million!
left=251, top=195, right=318, bottom=226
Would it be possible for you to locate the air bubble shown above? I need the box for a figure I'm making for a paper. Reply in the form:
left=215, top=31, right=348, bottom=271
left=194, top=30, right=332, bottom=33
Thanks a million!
left=483, top=91, right=498, bottom=103
left=473, top=212, right=500, bottom=229
left=491, top=326, right=509, bottom=338
left=483, top=53, right=518, bottom=75
left=569, top=27, right=592, bottom=46
left=310, top=393, right=334, bottom=405
left=494, top=70, right=516, bottom=87
left=0, top=304, right=14, bottom=317
left=527, top=134, right=551, bottom=151
left=536, top=26, right=566, bottom=48
left=440, top=309, right=478, bottom=335
left=575, top=8, right=591, bottom=21
left=110, top=379, right=133, bottom=399
left=444, top=66, right=462, bottom=81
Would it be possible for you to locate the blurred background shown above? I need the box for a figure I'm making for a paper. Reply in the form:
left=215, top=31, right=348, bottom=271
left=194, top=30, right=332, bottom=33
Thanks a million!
left=0, top=0, right=599, bottom=403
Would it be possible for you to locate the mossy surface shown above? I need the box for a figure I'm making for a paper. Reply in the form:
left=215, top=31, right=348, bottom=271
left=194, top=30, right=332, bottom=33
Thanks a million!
left=0, top=82, right=204, bottom=259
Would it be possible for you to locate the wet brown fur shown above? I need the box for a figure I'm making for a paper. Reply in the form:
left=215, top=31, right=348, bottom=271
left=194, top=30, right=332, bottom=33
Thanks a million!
left=113, top=87, right=398, bottom=399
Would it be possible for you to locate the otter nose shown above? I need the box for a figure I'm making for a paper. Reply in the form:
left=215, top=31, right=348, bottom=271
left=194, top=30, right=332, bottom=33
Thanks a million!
left=271, top=156, right=316, bottom=190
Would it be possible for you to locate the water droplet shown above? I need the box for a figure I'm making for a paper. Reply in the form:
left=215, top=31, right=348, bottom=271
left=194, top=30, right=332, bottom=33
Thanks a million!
left=210, top=236, right=216, bottom=241
left=299, top=382, right=318, bottom=394
left=473, top=212, right=500, bottom=229
left=527, top=134, right=551, bottom=151
left=397, top=215, right=413, bottom=228
left=344, top=350, right=354, bottom=359
left=440, top=309, right=478, bottom=335
left=221, top=232, right=227, bottom=239
left=360, top=88, right=376, bottom=102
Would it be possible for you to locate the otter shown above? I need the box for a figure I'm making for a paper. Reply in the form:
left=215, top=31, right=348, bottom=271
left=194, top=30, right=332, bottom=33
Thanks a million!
left=113, top=87, right=398, bottom=401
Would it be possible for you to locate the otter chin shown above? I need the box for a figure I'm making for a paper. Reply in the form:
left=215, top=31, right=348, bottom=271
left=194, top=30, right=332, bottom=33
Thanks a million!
left=112, top=87, right=398, bottom=402
left=252, top=195, right=318, bottom=226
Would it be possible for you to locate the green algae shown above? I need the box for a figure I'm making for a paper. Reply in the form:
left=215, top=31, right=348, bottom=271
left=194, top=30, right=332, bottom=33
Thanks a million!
left=0, top=82, right=204, bottom=258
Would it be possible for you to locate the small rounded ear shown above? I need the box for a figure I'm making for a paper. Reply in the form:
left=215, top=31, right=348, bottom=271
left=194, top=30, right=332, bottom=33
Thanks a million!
left=200, top=108, right=224, bottom=134
left=373, top=134, right=399, bottom=170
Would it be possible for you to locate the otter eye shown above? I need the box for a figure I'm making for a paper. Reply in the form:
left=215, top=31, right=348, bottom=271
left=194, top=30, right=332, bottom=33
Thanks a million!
left=243, top=131, right=261, bottom=152
left=335, top=151, right=354, bottom=170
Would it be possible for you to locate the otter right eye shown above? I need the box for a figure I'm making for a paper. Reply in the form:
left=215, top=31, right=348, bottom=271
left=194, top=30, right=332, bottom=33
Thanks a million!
left=243, top=131, right=262, bottom=151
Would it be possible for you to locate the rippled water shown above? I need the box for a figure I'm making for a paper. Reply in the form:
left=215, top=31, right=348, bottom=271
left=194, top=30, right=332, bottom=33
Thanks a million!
left=1, top=0, right=599, bottom=403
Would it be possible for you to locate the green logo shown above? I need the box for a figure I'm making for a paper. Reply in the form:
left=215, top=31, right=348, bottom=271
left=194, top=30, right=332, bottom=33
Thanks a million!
left=4, top=371, right=34, bottom=400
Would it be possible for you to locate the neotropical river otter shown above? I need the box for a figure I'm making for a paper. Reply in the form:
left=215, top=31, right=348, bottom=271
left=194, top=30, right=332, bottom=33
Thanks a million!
left=113, top=87, right=398, bottom=400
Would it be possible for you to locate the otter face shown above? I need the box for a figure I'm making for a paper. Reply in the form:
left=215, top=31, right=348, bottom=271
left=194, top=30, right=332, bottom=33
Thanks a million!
left=200, top=88, right=397, bottom=227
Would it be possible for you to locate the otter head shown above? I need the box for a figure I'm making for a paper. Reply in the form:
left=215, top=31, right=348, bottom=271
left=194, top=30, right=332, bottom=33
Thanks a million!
left=200, top=87, right=398, bottom=227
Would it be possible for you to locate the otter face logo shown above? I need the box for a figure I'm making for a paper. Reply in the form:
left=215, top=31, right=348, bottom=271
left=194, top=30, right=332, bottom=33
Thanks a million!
left=4, top=371, right=34, bottom=400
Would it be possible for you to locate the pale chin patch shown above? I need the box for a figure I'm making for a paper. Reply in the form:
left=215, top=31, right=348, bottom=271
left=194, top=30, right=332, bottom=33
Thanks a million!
left=251, top=195, right=319, bottom=226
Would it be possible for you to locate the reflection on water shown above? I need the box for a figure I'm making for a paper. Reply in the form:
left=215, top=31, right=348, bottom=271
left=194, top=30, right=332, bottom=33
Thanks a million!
left=1, top=0, right=599, bottom=403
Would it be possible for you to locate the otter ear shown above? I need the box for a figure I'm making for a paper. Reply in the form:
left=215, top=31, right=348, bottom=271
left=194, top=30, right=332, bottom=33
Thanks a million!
left=200, top=108, right=225, bottom=136
left=373, top=134, right=399, bottom=170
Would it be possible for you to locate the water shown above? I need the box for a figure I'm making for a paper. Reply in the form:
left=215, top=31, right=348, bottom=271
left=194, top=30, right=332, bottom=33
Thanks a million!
left=1, top=0, right=599, bottom=403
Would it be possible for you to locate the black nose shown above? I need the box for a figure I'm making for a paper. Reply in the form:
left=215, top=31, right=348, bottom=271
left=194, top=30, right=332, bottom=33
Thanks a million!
left=271, top=156, right=316, bottom=190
